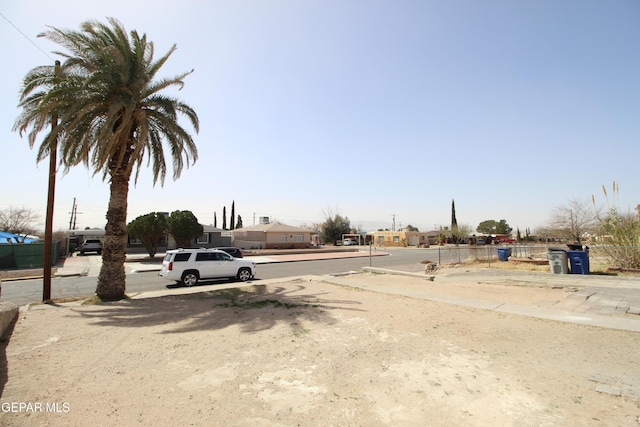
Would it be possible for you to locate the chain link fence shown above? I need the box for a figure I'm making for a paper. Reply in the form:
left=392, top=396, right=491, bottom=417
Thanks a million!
left=433, top=243, right=639, bottom=271
left=432, top=244, right=550, bottom=265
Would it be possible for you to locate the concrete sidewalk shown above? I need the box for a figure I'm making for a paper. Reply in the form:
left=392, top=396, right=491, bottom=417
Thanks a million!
left=355, top=266, right=640, bottom=333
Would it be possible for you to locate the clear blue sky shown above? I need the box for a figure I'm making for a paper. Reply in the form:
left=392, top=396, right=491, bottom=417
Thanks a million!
left=1, top=1, right=639, bottom=234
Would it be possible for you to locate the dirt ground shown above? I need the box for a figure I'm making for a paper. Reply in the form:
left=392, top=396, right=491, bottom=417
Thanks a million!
left=1, top=272, right=639, bottom=426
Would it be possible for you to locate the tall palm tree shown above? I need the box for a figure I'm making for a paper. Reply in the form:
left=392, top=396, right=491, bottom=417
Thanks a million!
left=14, top=18, right=199, bottom=300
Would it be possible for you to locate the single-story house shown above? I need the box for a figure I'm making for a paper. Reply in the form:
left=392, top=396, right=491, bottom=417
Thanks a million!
left=189, top=225, right=231, bottom=248
left=232, top=222, right=316, bottom=249
left=366, top=230, right=430, bottom=247
left=161, top=225, right=231, bottom=249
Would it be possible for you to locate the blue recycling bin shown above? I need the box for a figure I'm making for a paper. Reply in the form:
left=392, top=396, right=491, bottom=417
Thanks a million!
left=567, top=250, right=590, bottom=274
left=497, top=247, right=512, bottom=262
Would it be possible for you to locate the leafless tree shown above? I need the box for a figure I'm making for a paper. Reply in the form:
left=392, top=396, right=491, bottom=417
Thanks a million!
left=0, top=206, right=41, bottom=235
left=546, top=197, right=599, bottom=243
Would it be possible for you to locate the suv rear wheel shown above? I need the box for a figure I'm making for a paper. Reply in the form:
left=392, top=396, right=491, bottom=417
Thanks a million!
left=237, top=267, right=252, bottom=282
left=181, top=270, right=199, bottom=287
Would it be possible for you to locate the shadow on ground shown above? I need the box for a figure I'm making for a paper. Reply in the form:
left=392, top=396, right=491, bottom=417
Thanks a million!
left=0, top=316, right=17, bottom=398
left=74, top=280, right=364, bottom=334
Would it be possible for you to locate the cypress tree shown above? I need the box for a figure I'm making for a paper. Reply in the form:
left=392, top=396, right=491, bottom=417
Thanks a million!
left=230, top=201, right=235, bottom=230
left=451, top=199, right=458, bottom=231
left=222, top=206, right=227, bottom=230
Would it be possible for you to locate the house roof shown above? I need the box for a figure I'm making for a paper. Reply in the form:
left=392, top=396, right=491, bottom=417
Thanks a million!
left=202, top=224, right=224, bottom=233
left=234, top=222, right=314, bottom=233
left=0, top=231, right=39, bottom=244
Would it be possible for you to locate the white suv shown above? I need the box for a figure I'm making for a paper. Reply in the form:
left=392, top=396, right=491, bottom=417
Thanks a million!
left=159, top=248, right=256, bottom=286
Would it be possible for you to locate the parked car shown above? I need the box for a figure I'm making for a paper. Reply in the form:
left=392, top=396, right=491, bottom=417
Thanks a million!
left=159, top=248, right=256, bottom=286
left=476, top=238, right=486, bottom=245
left=496, top=238, right=516, bottom=244
left=342, top=238, right=358, bottom=246
left=79, top=239, right=102, bottom=255
left=214, top=247, right=243, bottom=258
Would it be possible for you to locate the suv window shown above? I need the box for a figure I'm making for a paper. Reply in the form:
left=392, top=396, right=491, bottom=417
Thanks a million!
left=216, top=252, right=232, bottom=261
left=196, top=252, right=216, bottom=262
left=194, top=251, right=233, bottom=261
left=173, top=253, right=191, bottom=262
left=215, top=247, right=243, bottom=258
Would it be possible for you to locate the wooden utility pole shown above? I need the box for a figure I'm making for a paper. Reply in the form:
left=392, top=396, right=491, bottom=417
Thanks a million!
left=68, top=197, right=76, bottom=230
left=43, top=60, right=60, bottom=302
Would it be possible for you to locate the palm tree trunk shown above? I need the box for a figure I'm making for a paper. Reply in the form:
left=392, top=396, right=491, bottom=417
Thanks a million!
left=96, top=169, right=130, bottom=300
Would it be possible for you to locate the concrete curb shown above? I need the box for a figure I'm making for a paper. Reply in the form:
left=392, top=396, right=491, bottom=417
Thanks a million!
left=0, top=301, right=19, bottom=338
left=363, top=266, right=435, bottom=281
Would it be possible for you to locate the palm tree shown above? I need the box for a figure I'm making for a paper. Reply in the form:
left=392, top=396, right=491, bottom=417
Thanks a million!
left=14, top=18, right=199, bottom=300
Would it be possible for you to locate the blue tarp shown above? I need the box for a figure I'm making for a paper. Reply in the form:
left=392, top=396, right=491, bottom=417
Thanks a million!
left=0, top=231, right=39, bottom=244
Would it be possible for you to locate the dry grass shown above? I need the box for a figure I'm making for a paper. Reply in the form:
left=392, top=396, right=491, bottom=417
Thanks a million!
left=463, top=258, right=550, bottom=272
left=462, top=256, right=630, bottom=276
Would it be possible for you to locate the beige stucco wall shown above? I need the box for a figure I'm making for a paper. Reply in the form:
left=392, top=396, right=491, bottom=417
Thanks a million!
left=265, top=232, right=312, bottom=249
left=369, top=231, right=429, bottom=247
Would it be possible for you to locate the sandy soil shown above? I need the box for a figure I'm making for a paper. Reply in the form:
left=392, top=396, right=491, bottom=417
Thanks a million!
left=1, top=273, right=639, bottom=426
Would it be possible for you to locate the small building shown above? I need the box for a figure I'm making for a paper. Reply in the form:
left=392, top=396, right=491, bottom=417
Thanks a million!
left=366, top=230, right=430, bottom=247
left=190, top=225, right=231, bottom=248
left=160, top=225, right=231, bottom=249
left=67, top=228, right=105, bottom=254
left=232, top=222, right=315, bottom=249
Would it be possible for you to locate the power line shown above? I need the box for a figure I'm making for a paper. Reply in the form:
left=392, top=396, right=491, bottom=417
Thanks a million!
left=0, top=11, right=54, bottom=62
